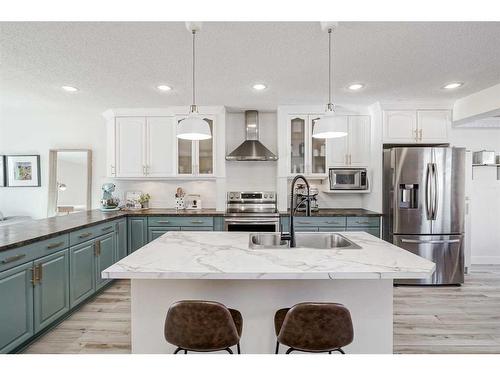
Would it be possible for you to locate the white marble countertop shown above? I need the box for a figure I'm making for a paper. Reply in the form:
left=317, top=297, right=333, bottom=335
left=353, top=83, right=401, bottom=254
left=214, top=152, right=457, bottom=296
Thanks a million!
left=103, top=231, right=435, bottom=280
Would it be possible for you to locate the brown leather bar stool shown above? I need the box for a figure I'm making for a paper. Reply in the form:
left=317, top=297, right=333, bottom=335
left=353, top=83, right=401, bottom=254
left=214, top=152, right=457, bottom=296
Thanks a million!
left=274, top=302, right=353, bottom=354
left=164, top=300, right=243, bottom=354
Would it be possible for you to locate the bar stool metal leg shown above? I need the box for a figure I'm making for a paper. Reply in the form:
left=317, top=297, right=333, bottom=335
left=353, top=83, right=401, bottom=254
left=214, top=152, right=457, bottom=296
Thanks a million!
left=275, top=341, right=280, bottom=354
left=285, top=348, right=294, bottom=354
left=225, top=347, right=234, bottom=354
left=173, top=347, right=183, bottom=354
left=237, top=342, right=241, bottom=354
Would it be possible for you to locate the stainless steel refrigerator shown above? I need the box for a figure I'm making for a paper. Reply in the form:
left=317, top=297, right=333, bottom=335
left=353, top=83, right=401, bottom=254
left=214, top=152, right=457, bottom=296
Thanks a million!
left=383, top=147, right=465, bottom=285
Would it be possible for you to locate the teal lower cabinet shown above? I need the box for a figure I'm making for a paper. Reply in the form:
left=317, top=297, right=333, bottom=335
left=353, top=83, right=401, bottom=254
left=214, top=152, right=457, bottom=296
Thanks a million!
left=148, top=227, right=180, bottom=242
left=95, top=233, right=115, bottom=291
left=115, top=218, right=127, bottom=260
left=280, top=215, right=380, bottom=236
left=128, top=217, right=148, bottom=253
left=0, top=262, right=34, bottom=353
left=69, top=241, right=95, bottom=308
left=33, top=249, right=70, bottom=333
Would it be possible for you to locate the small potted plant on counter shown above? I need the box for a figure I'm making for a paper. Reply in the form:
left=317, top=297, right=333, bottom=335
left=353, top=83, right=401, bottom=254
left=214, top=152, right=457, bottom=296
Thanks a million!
left=138, top=193, right=151, bottom=209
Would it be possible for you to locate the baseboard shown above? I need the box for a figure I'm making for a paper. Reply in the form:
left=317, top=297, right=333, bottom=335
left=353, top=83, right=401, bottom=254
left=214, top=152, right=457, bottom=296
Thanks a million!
left=471, top=256, right=500, bottom=265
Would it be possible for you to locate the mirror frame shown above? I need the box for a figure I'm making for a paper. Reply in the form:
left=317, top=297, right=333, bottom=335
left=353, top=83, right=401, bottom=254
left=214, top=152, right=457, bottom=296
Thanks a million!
left=47, top=149, right=92, bottom=217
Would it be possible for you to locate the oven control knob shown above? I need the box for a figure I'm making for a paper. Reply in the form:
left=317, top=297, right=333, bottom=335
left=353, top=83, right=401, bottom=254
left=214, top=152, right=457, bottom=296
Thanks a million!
left=264, top=194, right=268, bottom=199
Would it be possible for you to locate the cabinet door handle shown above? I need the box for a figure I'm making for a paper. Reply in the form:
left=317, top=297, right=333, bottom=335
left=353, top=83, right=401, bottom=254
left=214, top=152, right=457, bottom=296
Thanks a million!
left=79, top=232, right=92, bottom=239
left=356, top=221, right=371, bottom=225
left=46, top=241, right=65, bottom=250
left=190, top=220, right=204, bottom=224
left=110, top=165, right=116, bottom=176
left=414, top=129, right=418, bottom=142
left=95, top=241, right=101, bottom=256
left=101, top=226, right=113, bottom=231
left=325, top=221, right=340, bottom=225
left=157, top=220, right=170, bottom=224
left=37, top=264, right=43, bottom=283
left=1, top=254, right=26, bottom=264
left=419, top=129, right=423, bottom=141
left=297, top=221, right=312, bottom=225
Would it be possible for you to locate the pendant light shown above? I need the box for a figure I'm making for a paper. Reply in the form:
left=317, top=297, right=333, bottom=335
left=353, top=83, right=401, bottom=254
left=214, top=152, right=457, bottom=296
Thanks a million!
left=312, top=23, right=348, bottom=139
left=177, top=22, right=212, bottom=141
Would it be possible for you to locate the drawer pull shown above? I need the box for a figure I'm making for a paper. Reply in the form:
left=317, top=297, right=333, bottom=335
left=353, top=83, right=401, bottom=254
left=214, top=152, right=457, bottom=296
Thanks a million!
left=101, top=226, right=113, bottom=231
left=190, top=220, right=204, bottom=224
left=325, top=221, right=340, bottom=225
left=356, top=221, right=371, bottom=225
left=1, top=254, right=26, bottom=264
left=78, top=232, right=92, bottom=239
left=46, top=241, right=65, bottom=250
left=297, top=221, right=312, bottom=225
left=157, top=220, right=170, bottom=224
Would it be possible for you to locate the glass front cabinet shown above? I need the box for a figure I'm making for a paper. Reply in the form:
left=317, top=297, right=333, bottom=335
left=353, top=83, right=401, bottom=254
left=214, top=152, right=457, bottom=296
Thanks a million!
left=288, top=115, right=327, bottom=177
left=177, top=116, right=215, bottom=176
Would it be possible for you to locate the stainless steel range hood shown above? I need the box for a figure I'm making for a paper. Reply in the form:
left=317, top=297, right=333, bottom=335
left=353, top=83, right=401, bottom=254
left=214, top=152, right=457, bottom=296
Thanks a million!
left=226, top=110, right=278, bottom=161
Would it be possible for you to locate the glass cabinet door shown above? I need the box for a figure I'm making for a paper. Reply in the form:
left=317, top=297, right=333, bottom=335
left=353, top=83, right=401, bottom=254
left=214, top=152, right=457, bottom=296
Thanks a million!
left=290, top=116, right=306, bottom=174
left=310, top=117, right=326, bottom=174
left=198, top=118, right=214, bottom=175
left=177, top=119, right=192, bottom=175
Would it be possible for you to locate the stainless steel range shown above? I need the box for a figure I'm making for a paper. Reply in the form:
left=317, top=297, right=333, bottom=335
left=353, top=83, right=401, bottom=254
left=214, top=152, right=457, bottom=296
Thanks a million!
left=224, top=191, right=279, bottom=232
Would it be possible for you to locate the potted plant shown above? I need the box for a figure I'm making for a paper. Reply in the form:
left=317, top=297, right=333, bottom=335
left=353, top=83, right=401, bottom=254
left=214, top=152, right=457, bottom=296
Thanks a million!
left=138, top=193, right=151, bottom=209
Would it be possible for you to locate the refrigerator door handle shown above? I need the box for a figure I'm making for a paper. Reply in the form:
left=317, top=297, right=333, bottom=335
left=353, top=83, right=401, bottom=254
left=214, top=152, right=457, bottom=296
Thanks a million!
left=432, top=163, right=438, bottom=220
left=425, top=163, right=432, bottom=219
left=401, top=238, right=460, bottom=244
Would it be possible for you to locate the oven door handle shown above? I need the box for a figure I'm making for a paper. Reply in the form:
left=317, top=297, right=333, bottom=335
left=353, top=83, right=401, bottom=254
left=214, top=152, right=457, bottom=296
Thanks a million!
left=224, top=218, right=279, bottom=224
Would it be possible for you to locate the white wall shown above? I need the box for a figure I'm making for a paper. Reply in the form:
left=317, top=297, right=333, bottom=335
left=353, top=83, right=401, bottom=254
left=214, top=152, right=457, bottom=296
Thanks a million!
left=0, top=98, right=107, bottom=219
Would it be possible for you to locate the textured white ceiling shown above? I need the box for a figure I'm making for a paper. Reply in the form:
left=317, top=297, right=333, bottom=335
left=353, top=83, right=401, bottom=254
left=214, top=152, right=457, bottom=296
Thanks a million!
left=1, top=21, right=500, bottom=112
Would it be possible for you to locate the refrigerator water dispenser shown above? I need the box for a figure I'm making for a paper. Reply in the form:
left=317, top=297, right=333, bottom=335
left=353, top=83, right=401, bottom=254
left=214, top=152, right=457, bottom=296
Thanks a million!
left=399, top=184, right=418, bottom=208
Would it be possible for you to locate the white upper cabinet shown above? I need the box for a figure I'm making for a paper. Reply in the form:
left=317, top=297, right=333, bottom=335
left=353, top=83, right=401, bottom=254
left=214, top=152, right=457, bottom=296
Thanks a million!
left=104, top=107, right=225, bottom=180
left=383, top=109, right=450, bottom=143
left=328, top=115, right=370, bottom=167
left=287, top=115, right=328, bottom=177
left=176, top=116, right=215, bottom=176
left=383, top=111, right=417, bottom=143
left=146, top=117, right=176, bottom=177
left=417, top=110, right=449, bottom=142
left=327, top=116, right=349, bottom=166
left=348, top=116, right=371, bottom=166
left=115, top=117, right=146, bottom=177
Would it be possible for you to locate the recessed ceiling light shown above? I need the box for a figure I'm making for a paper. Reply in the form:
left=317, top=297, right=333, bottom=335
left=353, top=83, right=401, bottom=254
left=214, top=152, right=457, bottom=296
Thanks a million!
left=347, top=83, right=365, bottom=91
left=157, top=85, right=172, bottom=92
left=442, top=82, right=464, bottom=90
left=252, top=83, right=267, bottom=91
left=61, top=86, right=78, bottom=92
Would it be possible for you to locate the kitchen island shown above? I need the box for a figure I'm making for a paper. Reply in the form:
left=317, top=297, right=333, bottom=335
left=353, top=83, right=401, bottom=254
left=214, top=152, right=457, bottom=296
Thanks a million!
left=102, top=231, right=435, bottom=354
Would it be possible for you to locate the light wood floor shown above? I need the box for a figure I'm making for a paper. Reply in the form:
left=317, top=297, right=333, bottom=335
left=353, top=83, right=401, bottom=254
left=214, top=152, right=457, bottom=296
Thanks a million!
left=22, top=266, right=500, bottom=354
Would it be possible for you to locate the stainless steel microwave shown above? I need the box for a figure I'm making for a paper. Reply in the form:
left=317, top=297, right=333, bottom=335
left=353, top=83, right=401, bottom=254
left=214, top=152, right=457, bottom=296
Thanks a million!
left=328, top=168, right=369, bottom=190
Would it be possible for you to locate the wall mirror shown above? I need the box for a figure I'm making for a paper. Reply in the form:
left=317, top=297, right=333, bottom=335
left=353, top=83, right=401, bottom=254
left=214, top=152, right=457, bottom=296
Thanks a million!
left=47, top=149, right=92, bottom=216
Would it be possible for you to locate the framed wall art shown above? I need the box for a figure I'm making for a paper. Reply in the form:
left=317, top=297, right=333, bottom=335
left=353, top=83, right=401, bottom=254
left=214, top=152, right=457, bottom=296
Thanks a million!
left=5, top=155, right=41, bottom=187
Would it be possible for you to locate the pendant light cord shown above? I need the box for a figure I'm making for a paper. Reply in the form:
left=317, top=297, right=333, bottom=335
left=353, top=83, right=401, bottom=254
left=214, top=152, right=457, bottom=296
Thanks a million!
left=192, top=30, right=196, bottom=106
left=327, top=27, right=333, bottom=111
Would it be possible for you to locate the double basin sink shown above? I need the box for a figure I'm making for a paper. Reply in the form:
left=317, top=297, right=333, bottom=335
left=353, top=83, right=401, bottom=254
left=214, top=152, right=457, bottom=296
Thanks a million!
left=249, top=232, right=361, bottom=250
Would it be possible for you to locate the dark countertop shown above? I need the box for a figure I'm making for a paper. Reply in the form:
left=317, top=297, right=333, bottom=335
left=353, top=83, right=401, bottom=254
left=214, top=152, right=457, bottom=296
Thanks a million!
left=279, top=208, right=382, bottom=217
left=0, top=209, right=224, bottom=252
left=0, top=208, right=380, bottom=252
